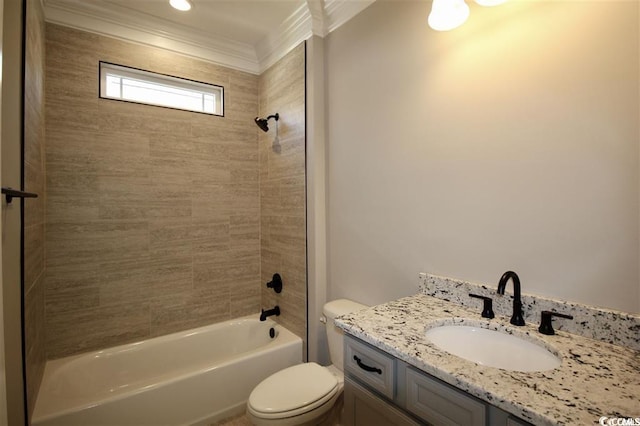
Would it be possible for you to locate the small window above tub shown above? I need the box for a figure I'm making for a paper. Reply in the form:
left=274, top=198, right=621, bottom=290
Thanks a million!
left=99, top=62, right=224, bottom=116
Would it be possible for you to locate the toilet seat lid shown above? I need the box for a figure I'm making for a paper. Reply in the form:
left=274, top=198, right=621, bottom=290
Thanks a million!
left=248, top=362, right=339, bottom=415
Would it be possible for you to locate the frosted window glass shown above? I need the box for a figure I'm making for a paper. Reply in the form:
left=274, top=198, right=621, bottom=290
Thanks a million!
left=99, top=62, right=223, bottom=116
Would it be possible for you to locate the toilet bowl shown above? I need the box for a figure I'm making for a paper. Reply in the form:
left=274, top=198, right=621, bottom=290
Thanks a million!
left=247, top=299, right=367, bottom=426
left=246, top=363, right=342, bottom=425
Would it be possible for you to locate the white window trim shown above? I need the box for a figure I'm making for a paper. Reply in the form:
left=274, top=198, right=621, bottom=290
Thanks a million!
left=99, top=62, right=224, bottom=116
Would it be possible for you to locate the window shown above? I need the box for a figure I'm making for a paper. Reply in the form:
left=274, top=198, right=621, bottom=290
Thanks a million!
left=99, top=62, right=224, bottom=116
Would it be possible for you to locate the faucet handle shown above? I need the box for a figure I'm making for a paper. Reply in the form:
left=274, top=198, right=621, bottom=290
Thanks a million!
left=538, top=310, right=573, bottom=335
left=266, top=273, right=283, bottom=293
left=469, top=294, right=495, bottom=319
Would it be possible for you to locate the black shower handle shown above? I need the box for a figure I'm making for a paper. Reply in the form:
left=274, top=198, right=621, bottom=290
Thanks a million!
left=266, top=273, right=282, bottom=293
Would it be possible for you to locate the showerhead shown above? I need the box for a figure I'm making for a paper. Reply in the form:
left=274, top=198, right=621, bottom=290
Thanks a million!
left=254, top=117, right=269, bottom=132
left=254, top=113, right=279, bottom=132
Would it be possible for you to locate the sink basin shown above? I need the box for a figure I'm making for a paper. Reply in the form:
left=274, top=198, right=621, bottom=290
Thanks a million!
left=425, top=324, right=561, bottom=372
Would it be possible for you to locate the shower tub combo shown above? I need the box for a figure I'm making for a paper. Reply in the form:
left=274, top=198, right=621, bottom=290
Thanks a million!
left=32, top=315, right=302, bottom=426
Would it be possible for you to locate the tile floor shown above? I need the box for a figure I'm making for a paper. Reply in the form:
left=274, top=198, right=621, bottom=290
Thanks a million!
left=211, top=412, right=252, bottom=426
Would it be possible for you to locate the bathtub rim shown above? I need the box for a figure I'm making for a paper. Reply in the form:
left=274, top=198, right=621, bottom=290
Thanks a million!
left=32, top=314, right=301, bottom=424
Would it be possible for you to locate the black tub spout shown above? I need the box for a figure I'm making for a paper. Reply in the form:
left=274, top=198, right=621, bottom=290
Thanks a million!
left=260, top=306, right=280, bottom=321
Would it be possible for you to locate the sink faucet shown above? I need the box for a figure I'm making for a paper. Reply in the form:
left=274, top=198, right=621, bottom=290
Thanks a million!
left=497, top=271, right=525, bottom=326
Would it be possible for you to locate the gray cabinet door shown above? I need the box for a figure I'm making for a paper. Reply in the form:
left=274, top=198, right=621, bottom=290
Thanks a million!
left=404, top=367, right=486, bottom=426
left=344, top=377, right=419, bottom=426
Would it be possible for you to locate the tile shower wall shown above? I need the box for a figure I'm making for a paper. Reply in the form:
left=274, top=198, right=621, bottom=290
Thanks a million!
left=44, top=24, right=261, bottom=359
left=24, top=0, right=46, bottom=415
left=258, top=44, right=307, bottom=357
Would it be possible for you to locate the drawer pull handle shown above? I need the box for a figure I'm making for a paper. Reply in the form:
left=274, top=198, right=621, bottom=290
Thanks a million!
left=353, top=355, right=382, bottom=374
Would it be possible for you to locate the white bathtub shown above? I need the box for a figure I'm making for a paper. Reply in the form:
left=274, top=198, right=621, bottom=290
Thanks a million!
left=32, top=315, right=302, bottom=426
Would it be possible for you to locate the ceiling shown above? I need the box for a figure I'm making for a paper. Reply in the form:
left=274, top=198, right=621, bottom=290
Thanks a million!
left=42, top=0, right=377, bottom=74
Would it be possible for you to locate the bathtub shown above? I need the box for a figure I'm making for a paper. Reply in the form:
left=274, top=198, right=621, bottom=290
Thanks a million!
left=32, top=315, right=302, bottom=426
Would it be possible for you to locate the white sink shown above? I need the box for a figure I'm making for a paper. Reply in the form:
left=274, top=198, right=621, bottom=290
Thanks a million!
left=425, top=324, right=561, bottom=372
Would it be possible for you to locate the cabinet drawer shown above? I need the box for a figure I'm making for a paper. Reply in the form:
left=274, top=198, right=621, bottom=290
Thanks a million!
left=344, top=336, right=395, bottom=399
left=405, top=366, right=486, bottom=426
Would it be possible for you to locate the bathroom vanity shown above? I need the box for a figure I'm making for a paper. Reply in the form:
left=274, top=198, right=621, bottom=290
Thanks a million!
left=343, top=335, right=530, bottom=426
left=336, top=273, right=640, bottom=426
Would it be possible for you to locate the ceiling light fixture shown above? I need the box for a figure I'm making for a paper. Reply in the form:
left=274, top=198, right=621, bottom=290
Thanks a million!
left=170, top=0, right=192, bottom=12
left=428, top=0, right=470, bottom=31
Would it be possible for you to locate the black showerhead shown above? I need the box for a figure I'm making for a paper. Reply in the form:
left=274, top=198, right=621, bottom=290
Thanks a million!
left=254, top=113, right=279, bottom=132
left=255, top=117, right=269, bottom=132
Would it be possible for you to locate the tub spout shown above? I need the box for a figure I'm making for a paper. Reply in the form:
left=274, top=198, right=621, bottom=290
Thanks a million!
left=260, top=306, right=280, bottom=321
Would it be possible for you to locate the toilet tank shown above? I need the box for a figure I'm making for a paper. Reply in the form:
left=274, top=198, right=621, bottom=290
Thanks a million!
left=323, top=299, right=368, bottom=372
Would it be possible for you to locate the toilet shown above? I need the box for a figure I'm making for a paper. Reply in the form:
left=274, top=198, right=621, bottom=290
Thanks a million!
left=246, top=299, right=367, bottom=426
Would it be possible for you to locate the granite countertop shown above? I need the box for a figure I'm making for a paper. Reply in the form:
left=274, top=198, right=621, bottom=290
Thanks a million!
left=335, top=294, right=640, bottom=426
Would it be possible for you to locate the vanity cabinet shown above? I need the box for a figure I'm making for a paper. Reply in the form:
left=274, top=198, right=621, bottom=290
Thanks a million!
left=343, top=335, right=531, bottom=426
left=344, top=377, right=419, bottom=426
left=343, top=336, right=418, bottom=426
left=402, top=365, right=485, bottom=425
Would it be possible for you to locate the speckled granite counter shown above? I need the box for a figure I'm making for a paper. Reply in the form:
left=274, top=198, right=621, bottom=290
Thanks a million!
left=335, top=294, right=640, bottom=426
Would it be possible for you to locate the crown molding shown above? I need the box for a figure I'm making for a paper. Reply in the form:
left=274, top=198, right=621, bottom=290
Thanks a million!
left=307, top=0, right=328, bottom=38
left=255, top=2, right=313, bottom=74
left=43, top=0, right=376, bottom=75
left=43, top=0, right=260, bottom=74
left=256, top=0, right=376, bottom=74
left=324, top=0, right=376, bottom=34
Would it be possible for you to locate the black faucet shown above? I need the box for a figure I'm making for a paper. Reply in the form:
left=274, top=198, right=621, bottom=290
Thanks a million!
left=497, top=271, right=525, bottom=326
left=260, top=306, right=280, bottom=321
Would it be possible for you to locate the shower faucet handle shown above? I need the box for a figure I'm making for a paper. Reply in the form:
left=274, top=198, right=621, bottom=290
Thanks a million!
left=266, top=273, right=283, bottom=293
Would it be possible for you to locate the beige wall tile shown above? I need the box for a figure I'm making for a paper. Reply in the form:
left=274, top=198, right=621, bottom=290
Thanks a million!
left=24, top=275, right=45, bottom=418
left=230, top=292, right=261, bottom=317
left=46, top=98, right=101, bottom=131
left=259, top=43, right=307, bottom=357
left=46, top=302, right=151, bottom=358
left=98, top=259, right=154, bottom=306
left=230, top=214, right=260, bottom=249
left=44, top=25, right=307, bottom=363
left=44, top=23, right=262, bottom=358
left=24, top=0, right=46, bottom=416
left=24, top=223, right=44, bottom=294
left=46, top=196, right=99, bottom=223
left=45, top=274, right=101, bottom=315
left=149, top=287, right=230, bottom=336
left=24, top=161, right=45, bottom=229
left=148, top=254, right=193, bottom=297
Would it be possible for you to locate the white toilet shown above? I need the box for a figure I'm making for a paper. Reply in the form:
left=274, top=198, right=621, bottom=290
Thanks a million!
left=246, top=299, right=367, bottom=426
